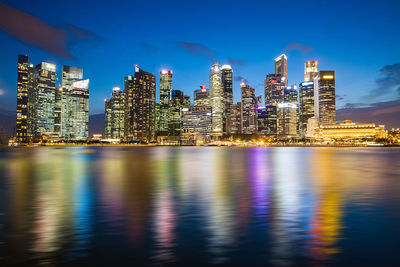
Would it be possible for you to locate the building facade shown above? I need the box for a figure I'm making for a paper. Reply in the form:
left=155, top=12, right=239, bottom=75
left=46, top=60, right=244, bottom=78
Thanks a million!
left=277, top=103, right=298, bottom=137
left=314, top=71, right=336, bottom=125
left=105, top=87, right=124, bottom=139
left=299, top=81, right=315, bottom=136
left=275, top=54, right=288, bottom=86
left=241, top=83, right=257, bottom=134
left=265, top=74, right=285, bottom=106
left=159, top=70, right=172, bottom=134
left=230, top=103, right=241, bottom=135
left=257, top=105, right=277, bottom=136
left=194, top=85, right=210, bottom=107
left=221, top=65, right=233, bottom=134
left=314, top=121, right=386, bottom=140
left=209, top=62, right=223, bottom=134
left=304, top=60, right=318, bottom=82
left=182, top=106, right=212, bottom=135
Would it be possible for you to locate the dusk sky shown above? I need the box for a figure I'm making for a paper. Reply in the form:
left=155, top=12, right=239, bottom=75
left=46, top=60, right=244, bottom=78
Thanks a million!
left=1, top=0, right=400, bottom=132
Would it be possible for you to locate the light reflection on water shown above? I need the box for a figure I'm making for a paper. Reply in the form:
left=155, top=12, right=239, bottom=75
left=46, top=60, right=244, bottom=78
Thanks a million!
left=1, top=147, right=400, bottom=266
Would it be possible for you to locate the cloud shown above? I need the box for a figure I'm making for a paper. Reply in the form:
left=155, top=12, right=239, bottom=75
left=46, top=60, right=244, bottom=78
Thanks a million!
left=372, top=63, right=400, bottom=96
left=0, top=2, right=102, bottom=59
left=141, top=41, right=158, bottom=51
left=336, top=94, right=345, bottom=101
left=176, top=41, right=215, bottom=61
left=227, top=58, right=245, bottom=66
left=283, top=42, right=313, bottom=54
left=235, top=76, right=247, bottom=84
left=337, top=99, right=400, bottom=129
left=0, top=89, right=4, bottom=96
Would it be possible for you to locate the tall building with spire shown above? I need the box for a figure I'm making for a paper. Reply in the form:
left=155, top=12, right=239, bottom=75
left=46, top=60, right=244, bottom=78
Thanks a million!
left=124, top=65, right=156, bottom=143
left=221, top=64, right=233, bottom=134
left=275, top=54, right=288, bottom=86
left=304, top=60, right=318, bottom=82
left=16, top=55, right=33, bottom=143
left=159, top=70, right=172, bottom=135
left=209, top=62, right=223, bottom=134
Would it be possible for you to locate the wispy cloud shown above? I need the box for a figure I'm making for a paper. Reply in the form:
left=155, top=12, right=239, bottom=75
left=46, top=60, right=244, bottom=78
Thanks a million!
left=371, top=63, right=400, bottom=97
left=141, top=41, right=158, bottom=52
left=283, top=42, right=313, bottom=54
left=0, top=2, right=103, bottom=59
left=176, top=41, right=215, bottom=62
left=227, top=58, right=245, bottom=66
left=235, top=76, right=247, bottom=84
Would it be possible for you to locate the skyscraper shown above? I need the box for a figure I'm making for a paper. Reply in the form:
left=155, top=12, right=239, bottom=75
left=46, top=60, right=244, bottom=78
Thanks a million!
left=229, top=103, right=241, bottom=135
left=277, top=103, right=298, bottom=136
left=159, top=70, right=172, bottom=134
left=16, top=55, right=33, bottom=143
left=194, top=85, right=210, bottom=107
left=66, top=79, right=89, bottom=140
left=105, top=98, right=112, bottom=138
left=265, top=74, right=285, bottom=106
left=124, top=65, right=156, bottom=143
left=314, top=71, right=336, bottom=125
left=284, top=85, right=298, bottom=105
left=209, top=62, right=223, bottom=134
left=105, top=87, right=125, bottom=139
left=275, top=54, right=288, bottom=86
left=168, top=89, right=185, bottom=136
left=304, top=60, right=318, bottom=82
left=182, top=106, right=212, bottom=135
left=33, top=62, right=56, bottom=135
left=257, top=105, right=277, bottom=136
left=221, top=64, right=233, bottom=134
left=299, top=81, right=315, bottom=136
left=241, top=82, right=257, bottom=135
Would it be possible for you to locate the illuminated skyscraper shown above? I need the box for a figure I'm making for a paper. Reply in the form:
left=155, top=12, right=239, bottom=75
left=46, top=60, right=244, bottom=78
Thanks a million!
left=241, top=82, right=257, bottom=134
left=124, top=65, right=156, bottom=143
left=229, top=103, right=241, bottom=135
left=275, top=54, right=288, bottom=86
left=105, top=98, right=112, bottom=138
left=168, top=89, right=185, bottom=136
left=304, top=60, right=318, bottom=82
left=159, top=70, right=172, bottom=134
left=16, top=55, right=33, bottom=143
left=194, top=85, right=210, bottom=107
left=277, top=103, right=298, bottom=136
left=265, top=73, right=285, bottom=106
left=66, top=79, right=89, bottom=140
left=314, top=71, right=336, bottom=125
left=257, top=105, right=277, bottom=136
left=284, top=85, right=298, bottom=105
left=182, top=106, right=212, bottom=135
left=33, top=62, right=56, bottom=135
left=105, top=87, right=125, bottom=139
left=209, top=62, right=223, bottom=134
left=299, top=81, right=315, bottom=136
left=221, top=64, right=233, bottom=134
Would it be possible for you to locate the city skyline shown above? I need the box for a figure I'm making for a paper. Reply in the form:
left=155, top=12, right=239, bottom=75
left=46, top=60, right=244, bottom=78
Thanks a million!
left=1, top=0, right=400, bottom=134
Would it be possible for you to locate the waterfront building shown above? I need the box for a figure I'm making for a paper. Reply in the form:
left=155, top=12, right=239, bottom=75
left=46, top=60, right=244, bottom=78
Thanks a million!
left=314, top=71, right=336, bottom=125
left=304, top=60, right=318, bottom=82
left=16, top=55, right=33, bottom=143
left=299, top=81, right=315, bottom=136
left=54, top=87, right=63, bottom=136
left=194, top=85, right=210, bottom=107
left=105, top=98, right=112, bottom=138
left=209, top=62, right=223, bottom=134
left=277, top=103, right=298, bottom=137
left=159, top=70, right=172, bottom=134
left=313, top=120, right=386, bottom=140
left=257, top=105, right=277, bottom=136
left=241, top=82, right=257, bottom=135
left=124, top=65, right=156, bottom=143
left=230, top=103, right=241, bottom=135
left=306, top=117, right=319, bottom=138
left=66, top=79, right=89, bottom=140
left=182, top=106, right=212, bottom=135
left=221, top=64, right=233, bottom=134
left=104, top=87, right=124, bottom=139
left=33, top=62, right=56, bottom=135
left=265, top=74, right=285, bottom=106
left=168, top=89, right=185, bottom=136
left=275, top=54, right=288, bottom=86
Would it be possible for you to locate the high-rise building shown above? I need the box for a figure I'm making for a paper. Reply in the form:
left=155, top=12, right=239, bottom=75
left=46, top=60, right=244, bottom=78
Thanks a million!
left=66, top=79, right=89, bottom=140
left=209, top=62, right=223, bottom=134
left=275, top=54, right=288, bottom=86
left=284, top=85, right=298, bottom=105
left=221, top=64, right=233, bottom=134
left=299, top=81, right=315, bottom=136
left=33, top=62, right=56, bottom=135
left=16, top=55, right=33, bottom=143
left=105, top=87, right=125, bottom=139
left=159, top=70, right=172, bottom=134
left=314, top=71, right=336, bottom=125
left=257, top=105, right=277, bottom=136
left=241, top=82, right=257, bottom=135
left=304, top=60, right=318, bottom=82
left=105, top=98, right=112, bottom=138
left=168, top=89, right=185, bottom=136
left=277, top=103, right=298, bottom=137
left=194, top=85, right=210, bottom=107
left=124, top=65, right=156, bottom=143
left=183, top=95, right=191, bottom=107
left=265, top=74, right=285, bottom=106
left=230, top=103, right=241, bottom=135
left=182, top=106, right=212, bottom=135
left=54, top=87, right=63, bottom=136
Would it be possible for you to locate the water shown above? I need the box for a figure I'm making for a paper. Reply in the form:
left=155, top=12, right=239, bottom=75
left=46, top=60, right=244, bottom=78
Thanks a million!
left=0, top=147, right=400, bottom=266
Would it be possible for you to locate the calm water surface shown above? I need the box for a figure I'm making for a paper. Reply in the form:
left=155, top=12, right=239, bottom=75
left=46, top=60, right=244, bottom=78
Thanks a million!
left=0, top=147, right=400, bottom=266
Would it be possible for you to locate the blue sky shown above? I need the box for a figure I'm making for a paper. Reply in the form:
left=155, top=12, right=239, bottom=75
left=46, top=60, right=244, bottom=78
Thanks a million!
left=0, top=0, right=399, bottom=117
